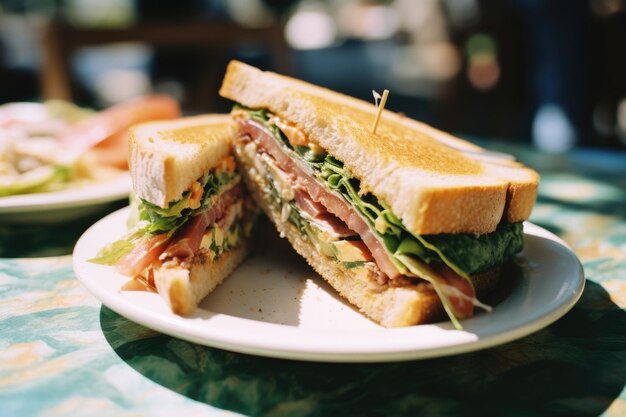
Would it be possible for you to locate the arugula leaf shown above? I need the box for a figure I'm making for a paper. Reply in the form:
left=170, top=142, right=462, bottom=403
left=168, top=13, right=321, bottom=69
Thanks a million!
left=235, top=105, right=270, bottom=122
left=294, top=145, right=326, bottom=163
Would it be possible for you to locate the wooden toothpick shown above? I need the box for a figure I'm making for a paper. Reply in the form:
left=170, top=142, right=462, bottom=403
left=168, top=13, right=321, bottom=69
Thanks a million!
left=371, top=89, right=389, bottom=135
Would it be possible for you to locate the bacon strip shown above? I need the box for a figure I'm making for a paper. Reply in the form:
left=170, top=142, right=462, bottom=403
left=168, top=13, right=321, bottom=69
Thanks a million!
left=240, top=119, right=403, bottom=280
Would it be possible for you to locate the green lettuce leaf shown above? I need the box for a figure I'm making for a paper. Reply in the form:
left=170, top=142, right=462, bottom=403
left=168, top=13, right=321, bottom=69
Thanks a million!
left=419, top=222, right=523, bottom=276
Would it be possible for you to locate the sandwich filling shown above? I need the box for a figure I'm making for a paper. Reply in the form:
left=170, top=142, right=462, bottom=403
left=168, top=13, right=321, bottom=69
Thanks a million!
left=91, top=155, right=256, bottom=289
left=233, top=107, right=523, bottom=328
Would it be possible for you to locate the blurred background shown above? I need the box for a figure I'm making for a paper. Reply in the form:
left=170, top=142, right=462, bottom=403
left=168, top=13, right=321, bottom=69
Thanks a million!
left=1, top=0, right=625, bottom=152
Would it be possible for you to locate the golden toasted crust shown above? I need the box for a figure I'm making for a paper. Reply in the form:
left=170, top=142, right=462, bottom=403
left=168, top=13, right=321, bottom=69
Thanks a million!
left=219, top=60, right=539, bottom=234
left=154, top=241, right=251, bottom=315
left=316, top=103, right=484, bottom=175
left=129, top=115, right=236, bottom=208
left=235, top=141, right=502, bottom=327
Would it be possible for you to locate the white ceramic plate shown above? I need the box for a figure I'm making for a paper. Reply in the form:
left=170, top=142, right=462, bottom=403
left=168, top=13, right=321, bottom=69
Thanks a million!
left=0, top=173, right=131, bottom=223
left=73, top=207, right=585, bottom=362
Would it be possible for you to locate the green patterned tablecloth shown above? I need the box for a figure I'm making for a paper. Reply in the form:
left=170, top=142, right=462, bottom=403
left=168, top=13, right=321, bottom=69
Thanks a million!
left=1, top=143, right=625, bottom=417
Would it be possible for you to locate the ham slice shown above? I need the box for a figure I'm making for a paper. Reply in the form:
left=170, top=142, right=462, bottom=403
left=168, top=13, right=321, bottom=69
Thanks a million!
left=115, top=234, right=169, bottom=277
left=158, top=212, right=210, bottom=261
left=438, top=267, right=476, bottom=318
left=313, top=213, right=356, bottom=237
left=160, top=184, right=243, bottom=260
left=293, top=189, right=354, bottom=237
left=294, top=189, right=326, bottom=218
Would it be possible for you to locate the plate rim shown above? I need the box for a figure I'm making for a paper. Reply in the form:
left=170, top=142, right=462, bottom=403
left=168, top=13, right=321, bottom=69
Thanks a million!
left=0, top=172, right=131, bottom=213
left=73, top=207, right=585, bottom=362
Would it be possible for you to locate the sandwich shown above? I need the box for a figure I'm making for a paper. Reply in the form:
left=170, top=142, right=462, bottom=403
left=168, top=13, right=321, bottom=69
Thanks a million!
left=91, top=115, right=256, bottom=314
left=219, top=61, right=539, bottom=328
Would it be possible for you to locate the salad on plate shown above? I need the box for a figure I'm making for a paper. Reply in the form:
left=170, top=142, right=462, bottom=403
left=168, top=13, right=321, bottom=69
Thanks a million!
left=0, top=96, right=180, bottom=197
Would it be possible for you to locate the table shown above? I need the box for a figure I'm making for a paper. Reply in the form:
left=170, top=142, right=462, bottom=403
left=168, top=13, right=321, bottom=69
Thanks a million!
left=1, top=142, right=625, bottom=417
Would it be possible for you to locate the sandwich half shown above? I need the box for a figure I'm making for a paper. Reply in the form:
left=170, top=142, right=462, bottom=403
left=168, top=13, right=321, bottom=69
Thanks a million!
left=219, top=61, right=539, bottom=328
left=91, top=115, right=256, bottom=314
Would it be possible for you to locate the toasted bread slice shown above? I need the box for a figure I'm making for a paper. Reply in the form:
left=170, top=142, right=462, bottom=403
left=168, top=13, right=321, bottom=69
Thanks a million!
left=129, top=114, right=236, bottom=208
left=219, top=61, right=538, bottom=234
left=234, top=140, right=501, bottom=326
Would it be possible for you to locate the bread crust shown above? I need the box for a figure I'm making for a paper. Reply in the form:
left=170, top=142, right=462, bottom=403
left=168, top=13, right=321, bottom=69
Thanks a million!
left=234, top=141, right=502, bottom=327
left=129, top=115, right=236, bottom=208
left=219, top=61, right=538, bottom=234
left=154, top=240, right=251, bottom=315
